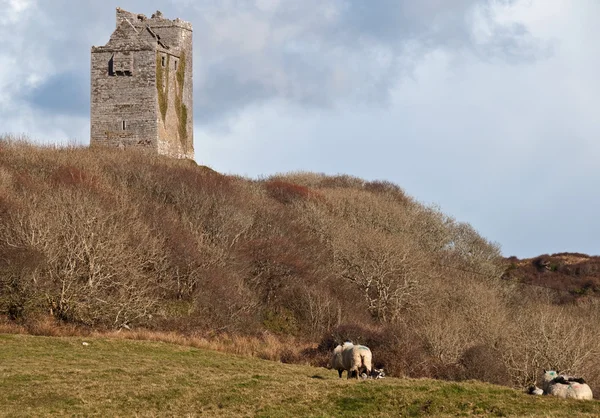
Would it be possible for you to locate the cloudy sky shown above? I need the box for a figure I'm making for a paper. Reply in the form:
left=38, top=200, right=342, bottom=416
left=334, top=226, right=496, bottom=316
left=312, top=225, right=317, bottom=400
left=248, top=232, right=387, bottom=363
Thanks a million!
left=1, top=0, right=598, bottom=258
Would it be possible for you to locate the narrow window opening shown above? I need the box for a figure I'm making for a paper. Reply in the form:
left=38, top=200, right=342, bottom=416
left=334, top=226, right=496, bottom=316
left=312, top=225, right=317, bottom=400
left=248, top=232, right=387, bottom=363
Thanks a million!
left=161, top=55, right=166, bottom=67
left=174, top=60, right=178, bottom=70
left=122, top=120, right=126, bottom=130
left=108, top=57, right=115, bottom=76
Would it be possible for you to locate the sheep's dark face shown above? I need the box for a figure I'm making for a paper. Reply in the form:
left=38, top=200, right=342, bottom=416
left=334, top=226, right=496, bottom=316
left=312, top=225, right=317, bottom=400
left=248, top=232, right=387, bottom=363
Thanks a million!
left=543, top=370, right=559, bottom=382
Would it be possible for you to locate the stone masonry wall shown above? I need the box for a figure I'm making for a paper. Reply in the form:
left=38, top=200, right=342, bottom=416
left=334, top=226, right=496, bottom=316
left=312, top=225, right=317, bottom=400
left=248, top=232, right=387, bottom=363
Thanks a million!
left=151, top=16, right=193, bottom=159
left=91, top=48, right=158, bottom=150
left=90, top=8, right=193, bottom=159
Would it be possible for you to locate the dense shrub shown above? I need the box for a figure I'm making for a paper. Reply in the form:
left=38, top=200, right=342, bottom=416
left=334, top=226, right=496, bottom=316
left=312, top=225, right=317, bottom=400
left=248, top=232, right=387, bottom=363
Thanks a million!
left=459, top=344, right=511, bottom=386
left=264, top=180, right=315, bottom=204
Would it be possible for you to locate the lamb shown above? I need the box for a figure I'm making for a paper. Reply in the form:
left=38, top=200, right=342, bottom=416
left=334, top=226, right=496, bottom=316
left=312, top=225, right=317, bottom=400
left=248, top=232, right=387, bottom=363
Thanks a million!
left=527, top=386, right=544, bottom=396
left=330, top=342, right=375, bottom=379
left=541, top=370, right=593, bottom=400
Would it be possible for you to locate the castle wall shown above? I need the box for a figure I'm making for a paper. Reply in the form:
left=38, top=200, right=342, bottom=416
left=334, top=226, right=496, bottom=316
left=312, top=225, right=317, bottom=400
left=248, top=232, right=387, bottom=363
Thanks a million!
left=154, top=28, right=194, bottom=159
left=91, top=48, right=158, bottom=150
left=116, top=8, right=139, bottom=27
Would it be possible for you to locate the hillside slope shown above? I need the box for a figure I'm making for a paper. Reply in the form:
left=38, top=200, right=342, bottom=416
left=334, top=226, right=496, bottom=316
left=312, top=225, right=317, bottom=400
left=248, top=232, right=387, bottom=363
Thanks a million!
left=2, top=137, right=600, bottom=394
left=0, top=138, right=503, bottom=332
left=1, top=334, right=599, bottom=417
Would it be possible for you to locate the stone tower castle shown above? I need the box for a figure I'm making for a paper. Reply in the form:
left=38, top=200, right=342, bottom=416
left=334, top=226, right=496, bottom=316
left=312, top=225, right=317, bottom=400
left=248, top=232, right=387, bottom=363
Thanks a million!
left=90, top=8, right=193, bottom=159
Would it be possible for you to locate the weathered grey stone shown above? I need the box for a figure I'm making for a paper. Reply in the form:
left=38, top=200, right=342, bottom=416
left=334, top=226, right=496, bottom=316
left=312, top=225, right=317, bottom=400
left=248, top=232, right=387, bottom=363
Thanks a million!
left=91, top=7, right=194, bottom=159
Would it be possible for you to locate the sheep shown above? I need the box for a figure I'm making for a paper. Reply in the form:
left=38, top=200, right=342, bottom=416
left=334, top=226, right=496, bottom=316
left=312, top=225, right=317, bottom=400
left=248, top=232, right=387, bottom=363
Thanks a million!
left=360, top=369, right=385, bottom=379
left=527, top=385, right=544, bottom=395
left=541, top=370, right=593, bottom=400
left=370, top=368, right=386, bottom=379
left=329, top=342, right=384, bottom=380
left=330, top=344, right=345, bottom=378
left=349, top=344, right=373, bottom=379
left=339, top=342, right=372, bottom=379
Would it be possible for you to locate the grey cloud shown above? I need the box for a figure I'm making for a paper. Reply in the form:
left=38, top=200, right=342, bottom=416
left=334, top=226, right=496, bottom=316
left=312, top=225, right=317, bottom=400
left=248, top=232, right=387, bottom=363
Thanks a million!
left=11, top=1, right=544, bottom=126
left=188, top=0, right=543, bottom=123
left=25, top=72, right=89, bottom=116
left=195, top=66, right=277, bottom=123
left=334, top=0, right=477, bottom=45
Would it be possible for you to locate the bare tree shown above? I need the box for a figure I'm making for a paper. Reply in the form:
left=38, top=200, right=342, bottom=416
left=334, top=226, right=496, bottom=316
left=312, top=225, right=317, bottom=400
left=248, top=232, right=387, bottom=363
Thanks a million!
left=5, top=189, right=163, bottom=327
left=332, top=223, right=425, bottom=323
left=501, top=297, right=600, bottom=387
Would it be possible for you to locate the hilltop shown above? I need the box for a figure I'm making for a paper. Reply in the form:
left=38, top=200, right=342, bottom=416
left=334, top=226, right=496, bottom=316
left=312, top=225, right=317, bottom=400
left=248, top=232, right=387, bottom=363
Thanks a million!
left=1, top=137, right=600, bottom=397
left=503, top=253, right=600, bottom=302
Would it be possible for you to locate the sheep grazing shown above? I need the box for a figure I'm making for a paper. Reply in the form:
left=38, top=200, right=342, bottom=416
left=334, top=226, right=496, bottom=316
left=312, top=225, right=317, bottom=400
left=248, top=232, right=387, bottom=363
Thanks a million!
left=541, top=370, right=593, bottom=400
left=330, top=344, right=345, bottom=378
left=330, top=342, right=377, bottom=379
left=344, top=342, right=372, bottom=379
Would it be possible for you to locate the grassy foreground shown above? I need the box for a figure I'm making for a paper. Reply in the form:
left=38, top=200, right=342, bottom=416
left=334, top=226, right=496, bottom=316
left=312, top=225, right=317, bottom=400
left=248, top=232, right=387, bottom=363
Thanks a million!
left=0, top=334, right=599, bottom=417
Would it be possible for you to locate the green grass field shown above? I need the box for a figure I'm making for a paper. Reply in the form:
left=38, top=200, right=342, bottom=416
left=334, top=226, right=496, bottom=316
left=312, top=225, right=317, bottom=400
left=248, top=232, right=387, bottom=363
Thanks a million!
left=0, top=334, right=599, bottom=417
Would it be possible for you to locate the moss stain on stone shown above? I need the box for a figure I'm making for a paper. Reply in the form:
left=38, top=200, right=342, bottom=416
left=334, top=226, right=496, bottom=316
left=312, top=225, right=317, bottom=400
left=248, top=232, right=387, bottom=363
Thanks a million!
left=156, top=52, right=169, bottom=123
left=174, top=51, right=188, bottom=150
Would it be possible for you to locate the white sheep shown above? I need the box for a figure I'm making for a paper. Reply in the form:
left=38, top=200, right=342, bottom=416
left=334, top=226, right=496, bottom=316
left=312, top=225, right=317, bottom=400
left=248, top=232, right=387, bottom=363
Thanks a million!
left=331, top=342, right=372, bottom=379
left=541, top=370, right=593, bottom=400
left=330, top=342, right=385, bottom=379
left=330, top=344, right=345, bottom=378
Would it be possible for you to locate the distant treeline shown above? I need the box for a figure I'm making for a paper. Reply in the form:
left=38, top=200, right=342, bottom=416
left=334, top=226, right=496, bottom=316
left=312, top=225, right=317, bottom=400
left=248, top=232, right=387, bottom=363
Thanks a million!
left=503, top=253, right=600, bottom=301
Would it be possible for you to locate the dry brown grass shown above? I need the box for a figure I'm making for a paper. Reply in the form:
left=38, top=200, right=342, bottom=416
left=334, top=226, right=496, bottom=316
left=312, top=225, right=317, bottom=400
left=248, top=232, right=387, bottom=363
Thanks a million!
left=104, top=329, right=314, bottom=362
left=0, top=316, right=311, bottom=364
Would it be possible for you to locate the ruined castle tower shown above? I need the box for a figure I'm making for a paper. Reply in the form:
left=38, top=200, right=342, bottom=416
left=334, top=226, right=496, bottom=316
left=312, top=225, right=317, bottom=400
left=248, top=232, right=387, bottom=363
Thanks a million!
left=91, top=8, right=193, bottom=159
